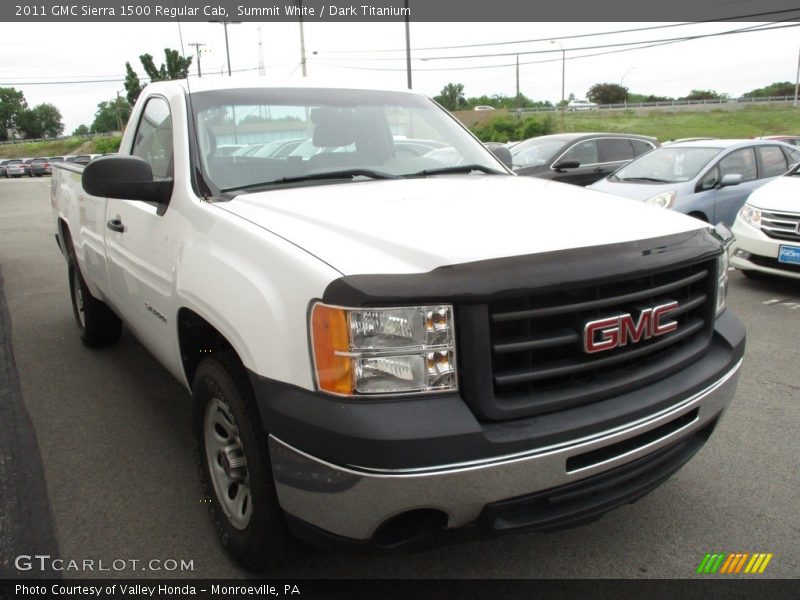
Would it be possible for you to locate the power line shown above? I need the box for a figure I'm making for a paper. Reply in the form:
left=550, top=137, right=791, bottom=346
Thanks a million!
left=317, top=8, right=800, bottom=54
left=314, top=20, right=795, bottom=63
left=317, top=22, right=800, bottom=72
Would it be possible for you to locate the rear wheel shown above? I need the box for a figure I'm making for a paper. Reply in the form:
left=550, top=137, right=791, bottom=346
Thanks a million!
left=68, top=263, right=122, bottom=347
left=193, top=353, right=290, bottom=572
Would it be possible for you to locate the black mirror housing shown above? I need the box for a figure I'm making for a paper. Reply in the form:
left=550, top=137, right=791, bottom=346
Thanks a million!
left=82, top=155, right=172, bottom=203
left=553, top=160, right=580, bottom=171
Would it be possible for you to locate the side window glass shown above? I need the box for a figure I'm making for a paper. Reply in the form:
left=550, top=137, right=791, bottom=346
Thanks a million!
left=718, top=148, right=756, bottom=182
left=786, top=147, right=800, bottom=165
left=757, top=146, right=788, bottom=177
left=132, top=97, right=173, bottom=179
left=562, top=140, right=598, bottom=165
left=699, top=166, right=720, bottom=190
left=599, top=138, right=634, bottom=163
left=630, top=139, right=655, bottom=157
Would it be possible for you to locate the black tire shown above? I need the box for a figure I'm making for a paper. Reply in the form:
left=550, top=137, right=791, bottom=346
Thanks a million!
left=193, top=353, right=290, bottom=572
left=68, top=263, right=122, bottom=347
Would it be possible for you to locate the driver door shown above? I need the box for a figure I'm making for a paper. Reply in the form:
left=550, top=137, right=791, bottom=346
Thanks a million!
left=104, top=96, right=181, bottom=370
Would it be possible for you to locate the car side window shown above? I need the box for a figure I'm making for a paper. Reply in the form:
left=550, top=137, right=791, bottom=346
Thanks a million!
left=598, top=138, right=634, bottom=163
left=131, top=97, right=173, bottom=180
left=718, top=148, right=757, bottom=182
left=785, top=146, right=800, bottom=165
left=630, top=139, right=655, bottom=157
left=757, top=146, right=788, bottom=178
left=562, top=140, right=599, bottom=165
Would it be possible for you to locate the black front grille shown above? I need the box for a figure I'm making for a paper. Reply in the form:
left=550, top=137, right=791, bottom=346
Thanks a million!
left=481, top=259, right=716, bottom=419
left=761, top=209, right=800, bottom=242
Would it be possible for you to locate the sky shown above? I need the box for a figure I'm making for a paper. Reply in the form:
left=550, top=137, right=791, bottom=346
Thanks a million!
left=1, top=20, right=800, bottom=133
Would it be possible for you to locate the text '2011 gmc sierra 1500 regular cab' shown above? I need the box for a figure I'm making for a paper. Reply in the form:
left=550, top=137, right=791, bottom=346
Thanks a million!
left=51, top=79, right=745, bottom=571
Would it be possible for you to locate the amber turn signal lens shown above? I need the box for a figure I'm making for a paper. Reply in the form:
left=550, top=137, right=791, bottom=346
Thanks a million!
left=311, top=304, right=354, bottom=394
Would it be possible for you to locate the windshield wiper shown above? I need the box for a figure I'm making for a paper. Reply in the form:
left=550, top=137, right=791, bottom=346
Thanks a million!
left=616, top=176, right=670, bottom=183
left=406, top=164, right=505, bottom=177
left=220, top=168, right=399, bottom=193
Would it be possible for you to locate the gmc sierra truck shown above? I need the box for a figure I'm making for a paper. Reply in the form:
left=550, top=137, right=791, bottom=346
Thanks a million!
left=51, top=79, right=745, bottom=571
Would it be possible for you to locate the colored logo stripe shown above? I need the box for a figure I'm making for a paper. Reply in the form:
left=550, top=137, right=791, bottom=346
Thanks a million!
left=697, top=552, right=773, bottom=574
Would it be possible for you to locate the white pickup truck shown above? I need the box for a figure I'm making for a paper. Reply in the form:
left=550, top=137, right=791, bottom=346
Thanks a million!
left=51, top=79, right=745, bottom=571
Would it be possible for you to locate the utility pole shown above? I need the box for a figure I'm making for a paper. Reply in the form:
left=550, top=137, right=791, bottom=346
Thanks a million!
left=404, top=0, right=412, bottom=89
left=297, top=1, right=307, bottom=77
left=257, top=27, right=265, bottom=76
left=210, top=21, right=240, bottom=76
left=515, top=54, right=520, bottom=109
left=189, top=42, right=206, bottom=78
left=114, top=90, right=123, bottom=132
left=550, top=40, right=566, bottom=131
left=795, top=46, right=800, bottom=107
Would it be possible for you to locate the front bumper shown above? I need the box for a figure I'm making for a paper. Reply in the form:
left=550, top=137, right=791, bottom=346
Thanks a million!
left=270, top=360, right=740, bottom=543
left=257, top=311, right=745, bottom=545
left=730, top=219, right=800, bottom=280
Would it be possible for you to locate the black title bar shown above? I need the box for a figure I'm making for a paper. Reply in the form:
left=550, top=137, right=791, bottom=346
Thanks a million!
left=2, top=0, right=800, bottom=22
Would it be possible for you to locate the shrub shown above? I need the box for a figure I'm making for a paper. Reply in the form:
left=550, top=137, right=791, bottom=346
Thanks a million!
left=470, top=114, right=555, bottom=143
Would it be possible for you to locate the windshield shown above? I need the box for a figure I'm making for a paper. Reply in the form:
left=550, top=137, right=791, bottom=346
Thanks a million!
left=191, top=87, right=504, bottom=194
left=611, top=147, right=722, bottom=183
left=509, top=138, right=566, bottom=168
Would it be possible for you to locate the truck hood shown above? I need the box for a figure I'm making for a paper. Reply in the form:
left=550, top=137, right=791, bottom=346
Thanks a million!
left=219, top=175, right=705, bottom=276
left=588, top=178, right=692, bottom=201
left=745, top=175, right=800, bottom=213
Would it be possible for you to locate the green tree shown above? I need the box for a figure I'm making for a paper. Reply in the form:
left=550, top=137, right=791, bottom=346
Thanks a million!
left=124, top=62, right=143, bottom=106
left=17, top=103, right=63, bottom=139
left=73, top=124, right=90, bottom=136
left=124, top=48, right=192, bottom=106
left=91, top=97, right=132, bottom=133
left=586, top=83, right=628, bottom=104
left=742, top=81, right=795, bottom=98
left=0, top=87, right=27, bottom=141
left=434, top=83, right=466, bottom=111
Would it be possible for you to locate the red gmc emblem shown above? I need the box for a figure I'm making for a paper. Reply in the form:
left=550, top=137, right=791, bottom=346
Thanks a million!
left=583, top=301, right=679, bottom=354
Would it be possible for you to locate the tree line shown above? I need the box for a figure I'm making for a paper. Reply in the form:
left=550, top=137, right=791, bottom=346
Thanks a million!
left=434, top=81, right=799, bottom=111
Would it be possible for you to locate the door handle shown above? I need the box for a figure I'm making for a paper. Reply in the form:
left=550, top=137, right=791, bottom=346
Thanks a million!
left=593, top=167, right=605, bottom=173
left=106, top=219, right=125, bottom=233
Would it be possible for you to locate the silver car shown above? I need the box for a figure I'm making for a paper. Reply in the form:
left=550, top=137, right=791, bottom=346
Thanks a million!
left=589, top=139, right=800, bottom=226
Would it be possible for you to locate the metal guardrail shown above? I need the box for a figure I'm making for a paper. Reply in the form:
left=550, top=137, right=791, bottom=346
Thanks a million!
left=0, top=131, right=120, bottom=145
left=515, top=95, right=799, bottom=113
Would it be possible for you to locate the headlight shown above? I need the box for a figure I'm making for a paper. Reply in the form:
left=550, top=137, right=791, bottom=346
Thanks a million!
left=644, top=191, right=676, bottom=209
left=738, top=204, right=761, bottom=229
left=310, top=303, right=457, bottom=396
left=716, top=251, right=729, bottom=317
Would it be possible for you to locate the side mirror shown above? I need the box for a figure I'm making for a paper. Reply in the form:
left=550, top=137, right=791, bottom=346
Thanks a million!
left=718, top=173, right=742, bottom=188
left=82, top=155, right=172, bottom=203
left=553, top=160, right=580, bottom=171
left=486, top=144, right=513, bottom=169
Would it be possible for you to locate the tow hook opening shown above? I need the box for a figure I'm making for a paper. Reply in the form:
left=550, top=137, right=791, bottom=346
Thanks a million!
left=373, top=509, right=449, bottom=548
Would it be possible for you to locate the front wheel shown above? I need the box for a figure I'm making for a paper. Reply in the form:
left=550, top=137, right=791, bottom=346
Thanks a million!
left=193, top=353, right=290, bottom=572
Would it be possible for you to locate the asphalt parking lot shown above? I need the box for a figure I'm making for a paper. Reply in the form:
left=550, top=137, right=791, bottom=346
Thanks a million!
left=0, top=176, right=798, bottom=579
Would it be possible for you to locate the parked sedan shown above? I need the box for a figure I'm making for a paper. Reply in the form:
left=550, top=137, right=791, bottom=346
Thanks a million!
left=5, top=159, right=28, bottom=177
left=589, top=139, right=800, bottom=226
left=510, top=133, right=658, bottom=186
left=730, top=164, right=800, bottom=279
left=29, top=157, right=52, bottom=176
left=0, top=159, right=10, bottom=177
